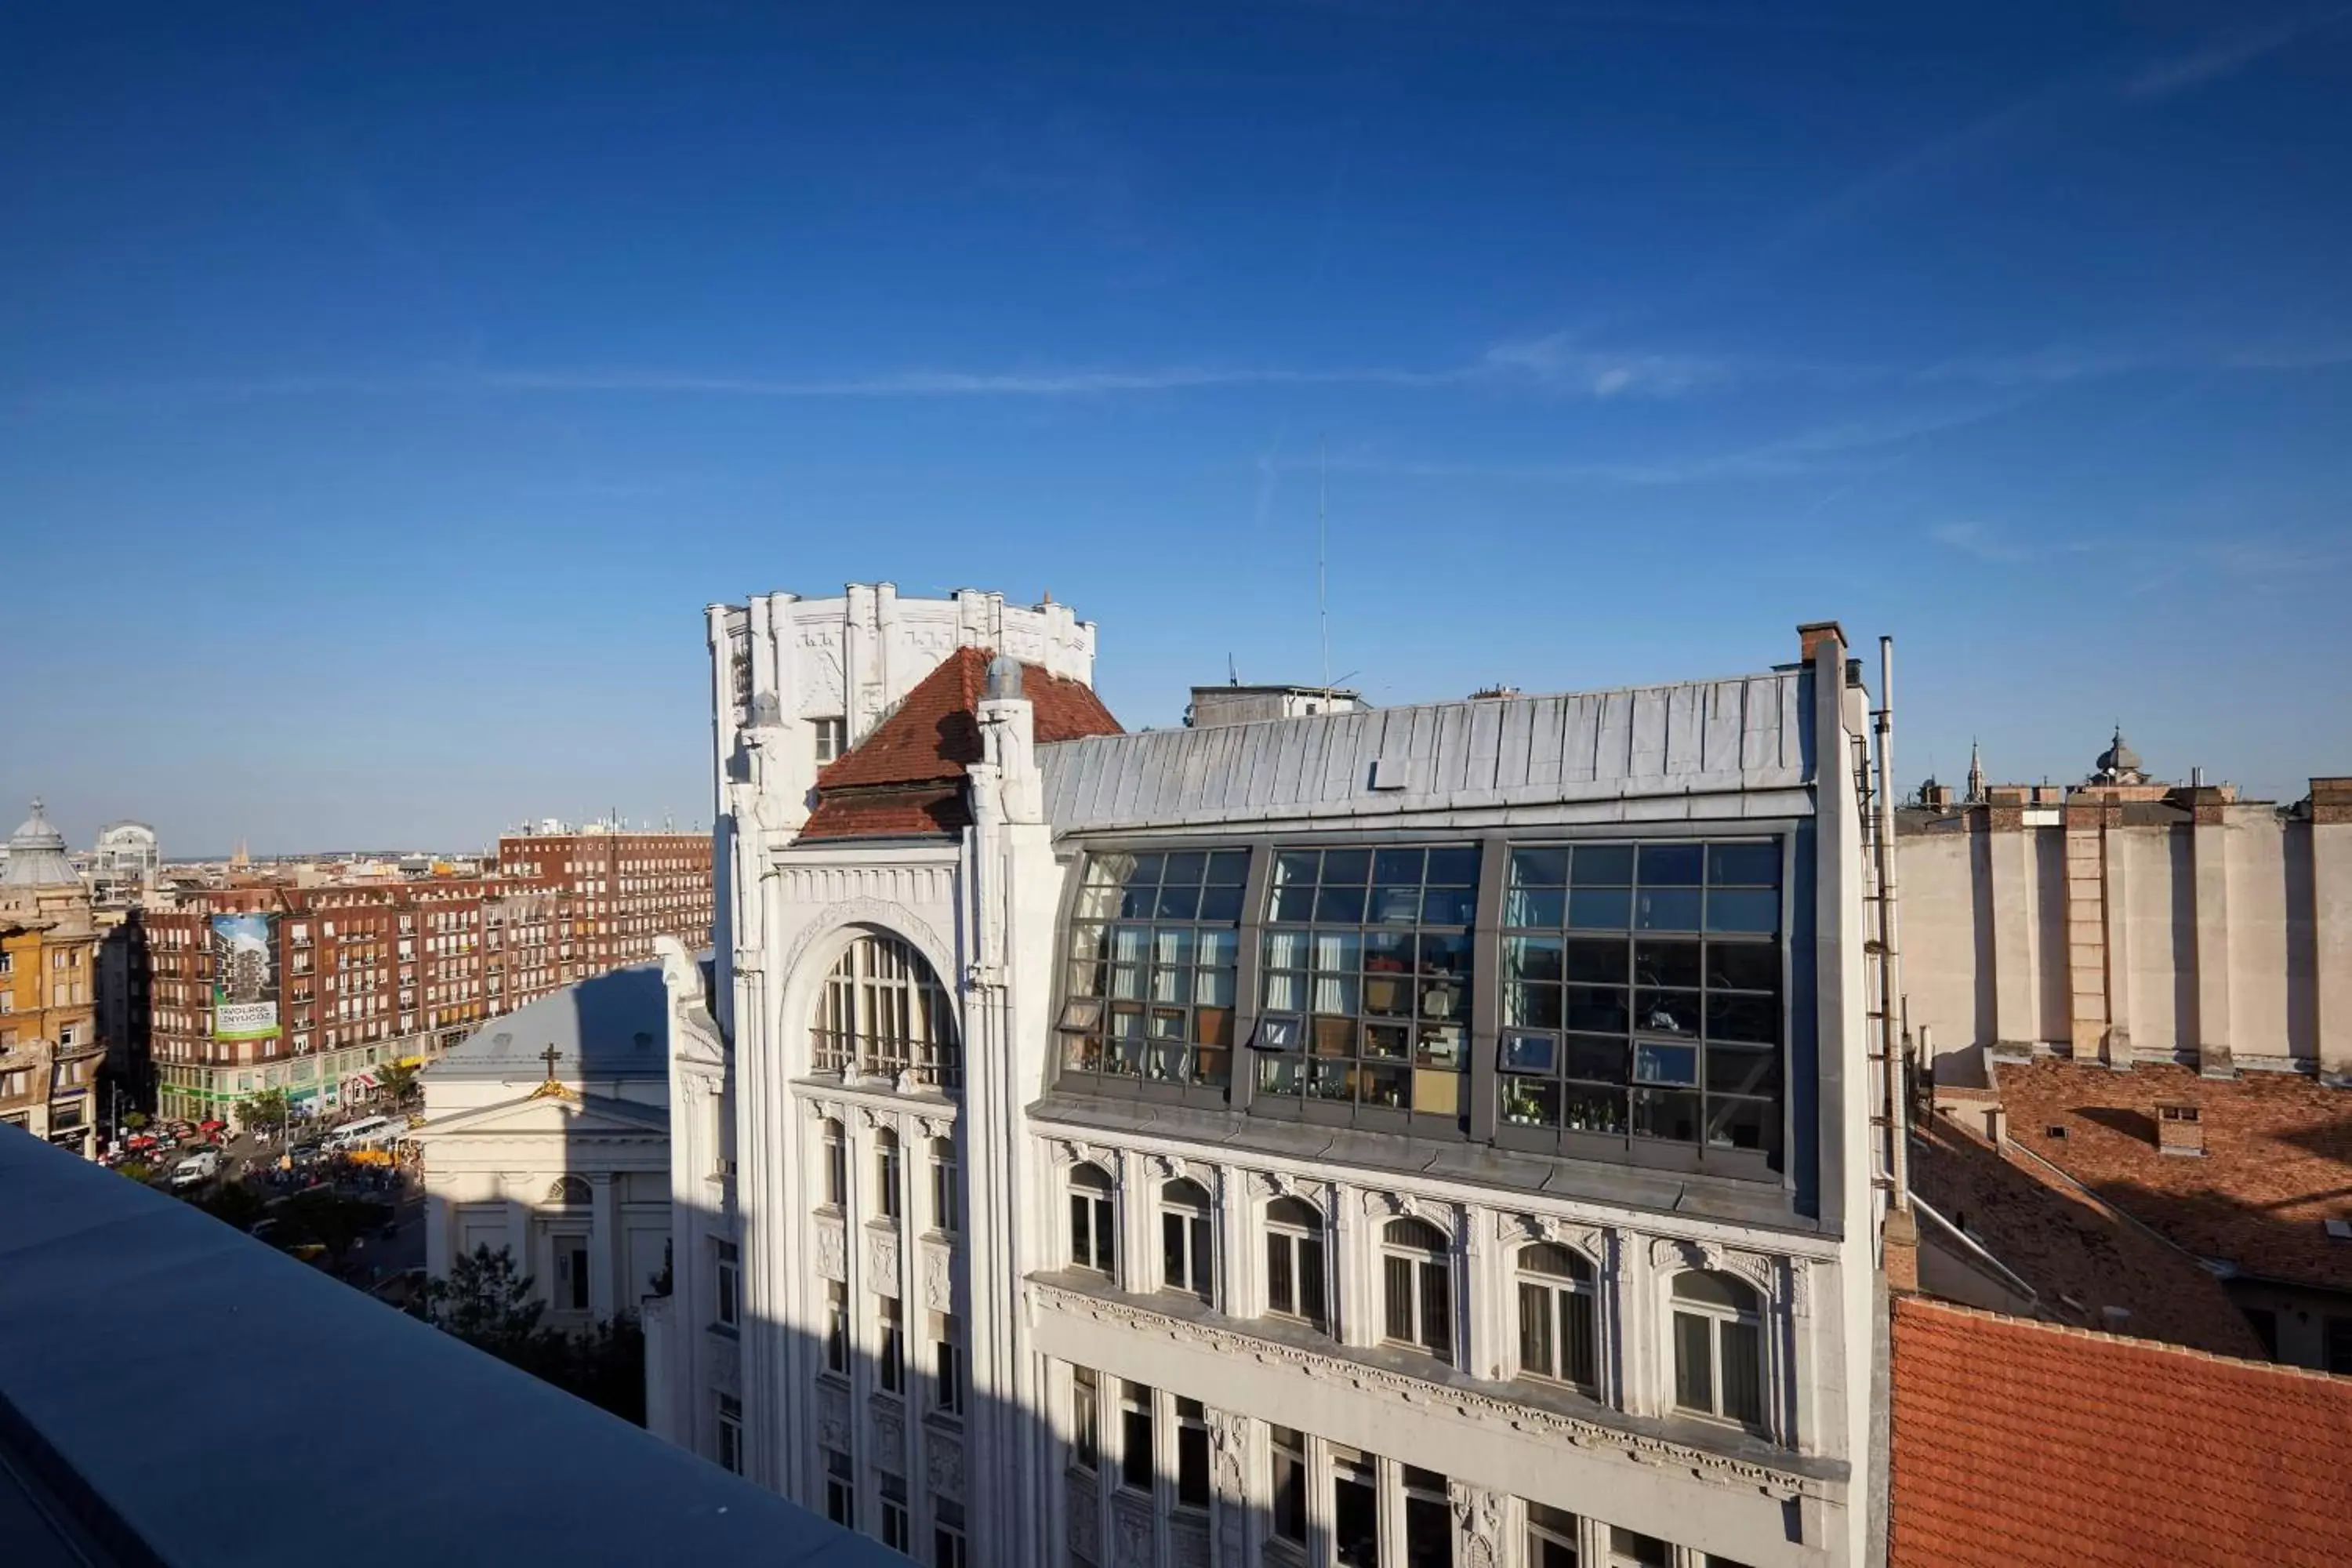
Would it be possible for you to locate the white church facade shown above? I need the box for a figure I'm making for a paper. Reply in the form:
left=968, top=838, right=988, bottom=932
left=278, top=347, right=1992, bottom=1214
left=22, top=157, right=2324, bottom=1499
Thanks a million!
left=648, top=585, right=1882, bottom=1568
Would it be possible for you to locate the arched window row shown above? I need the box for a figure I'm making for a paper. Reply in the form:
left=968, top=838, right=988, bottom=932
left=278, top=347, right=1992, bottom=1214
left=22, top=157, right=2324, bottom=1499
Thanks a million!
left=811, top=931, right=960, bottom=1091
left=1050, top=1158, right=1780, bottom=1441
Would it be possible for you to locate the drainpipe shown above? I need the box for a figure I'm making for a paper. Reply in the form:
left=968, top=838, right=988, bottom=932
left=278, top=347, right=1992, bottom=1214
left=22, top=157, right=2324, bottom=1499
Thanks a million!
left=1874, top=637, right=1910, bottom=1214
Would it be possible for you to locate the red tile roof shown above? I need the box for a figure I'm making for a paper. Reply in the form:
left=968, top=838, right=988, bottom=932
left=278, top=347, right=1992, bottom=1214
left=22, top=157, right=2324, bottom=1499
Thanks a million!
left=801, top=648, right=1121, bottom=840
left=1994, top=1059, right=2352, bottom=1293
left=1909, top=1114, right=2265, bottom=1358
left=1890, top=1295, right=2352, bottom=1568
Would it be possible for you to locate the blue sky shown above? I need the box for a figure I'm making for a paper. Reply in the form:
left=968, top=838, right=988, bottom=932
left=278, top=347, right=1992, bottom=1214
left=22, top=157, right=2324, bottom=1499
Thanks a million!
left=4, top=2, right=2349, bottom=855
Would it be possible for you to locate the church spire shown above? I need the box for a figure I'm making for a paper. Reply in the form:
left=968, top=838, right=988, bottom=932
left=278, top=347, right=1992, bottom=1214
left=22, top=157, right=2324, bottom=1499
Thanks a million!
left=1966, top=738, right=1985, bottom=804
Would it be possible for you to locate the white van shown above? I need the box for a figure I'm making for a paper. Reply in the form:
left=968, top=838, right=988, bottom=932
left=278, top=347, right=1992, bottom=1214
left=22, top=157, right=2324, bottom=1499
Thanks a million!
left=325, top=1115, right=394, bottom=1152
left=171, top=1149, right=221, bottom=1189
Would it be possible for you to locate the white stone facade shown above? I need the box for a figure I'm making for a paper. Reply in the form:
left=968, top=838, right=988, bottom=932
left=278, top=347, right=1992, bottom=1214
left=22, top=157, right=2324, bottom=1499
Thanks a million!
left=655, top=590, right=1878, bottom=1568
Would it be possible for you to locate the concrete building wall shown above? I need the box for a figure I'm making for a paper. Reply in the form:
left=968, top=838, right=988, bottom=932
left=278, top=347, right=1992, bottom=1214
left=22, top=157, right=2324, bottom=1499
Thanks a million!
left=1900, top=797, right=2342, bottom=1077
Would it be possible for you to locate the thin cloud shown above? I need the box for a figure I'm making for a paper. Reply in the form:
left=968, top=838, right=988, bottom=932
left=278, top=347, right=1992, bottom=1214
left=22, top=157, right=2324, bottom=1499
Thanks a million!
left=1301, top=397, right=2022, bottom=488
left=2127, top=11, right=2346, bottom=100
left=1475, top=332, right=1736, bottom=398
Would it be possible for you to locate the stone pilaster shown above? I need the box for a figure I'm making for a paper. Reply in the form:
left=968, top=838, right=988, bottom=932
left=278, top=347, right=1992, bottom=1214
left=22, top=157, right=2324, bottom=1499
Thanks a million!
left=2313, top=779, right=2352, bottom=1080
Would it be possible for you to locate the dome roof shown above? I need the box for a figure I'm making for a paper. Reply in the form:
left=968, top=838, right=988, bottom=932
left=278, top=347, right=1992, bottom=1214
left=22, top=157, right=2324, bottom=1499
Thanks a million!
left=2096, top=727, right=2143, bottom=776
left=2, top=799, right=80, bottom=888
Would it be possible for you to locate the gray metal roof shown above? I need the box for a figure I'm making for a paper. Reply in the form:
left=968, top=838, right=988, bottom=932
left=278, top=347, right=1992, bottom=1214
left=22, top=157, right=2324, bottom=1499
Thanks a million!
left=2, top=800, right=78, bottom=888
left=426, top=962, right=670, bottom=1082
left=0, top=1128, right=893, bottom=1568
left=1040, top=669, right=1813, bottom=833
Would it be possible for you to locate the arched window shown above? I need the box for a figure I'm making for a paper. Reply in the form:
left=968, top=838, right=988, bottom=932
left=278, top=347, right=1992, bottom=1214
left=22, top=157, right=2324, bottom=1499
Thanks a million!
left=1671, top=1270, right=1764, bottom=1428
left=875, top=1128, right=902, bottom=1223
left=1380, top=1217, right=1452, bottom=1363
left=1265, top=1196, right=1327, bottom=1332
left=1160, top=1178, right=1214, bottom=1303
left=547, top=1175, right=591, bottom=1207
left=813, top=931, right=960, bottom=1091
left=1516, top=1243, right=1597, bottom=1393
left=1069, top=1163, right=1116, bottom=1276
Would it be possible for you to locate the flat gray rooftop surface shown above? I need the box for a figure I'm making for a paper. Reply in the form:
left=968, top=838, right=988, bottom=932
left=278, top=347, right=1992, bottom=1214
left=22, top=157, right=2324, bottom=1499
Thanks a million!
left=0, top=1128, right=893, bottom=1568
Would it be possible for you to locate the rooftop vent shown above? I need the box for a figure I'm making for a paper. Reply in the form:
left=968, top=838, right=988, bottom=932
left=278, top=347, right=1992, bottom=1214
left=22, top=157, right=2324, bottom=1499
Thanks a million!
left=2045, top=1124, right=2068, bottom=1140
left=2325, top=1219, right=2352, bottom=1242
left=2156, top=1101, right=2204, bottom=1156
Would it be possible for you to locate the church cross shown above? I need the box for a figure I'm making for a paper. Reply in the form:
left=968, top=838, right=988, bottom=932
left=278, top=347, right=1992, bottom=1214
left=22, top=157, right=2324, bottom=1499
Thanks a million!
left=539, top=1044, right=564, bottom=1083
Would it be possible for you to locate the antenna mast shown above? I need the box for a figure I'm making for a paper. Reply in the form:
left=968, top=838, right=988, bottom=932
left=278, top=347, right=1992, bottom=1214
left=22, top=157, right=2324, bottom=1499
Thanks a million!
left=1317, top=435, right=1331, bottom=693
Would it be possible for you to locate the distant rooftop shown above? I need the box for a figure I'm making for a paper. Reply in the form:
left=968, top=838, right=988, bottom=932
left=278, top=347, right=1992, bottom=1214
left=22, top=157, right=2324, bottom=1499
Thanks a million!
left=426, top=963, right=670, bottom=1082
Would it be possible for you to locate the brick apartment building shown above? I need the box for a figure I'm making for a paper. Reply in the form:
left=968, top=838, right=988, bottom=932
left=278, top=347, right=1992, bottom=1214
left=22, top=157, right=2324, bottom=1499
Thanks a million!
left=493, top=828, right=713, bottom=982
left=147, top=830, right=713, bottom=1125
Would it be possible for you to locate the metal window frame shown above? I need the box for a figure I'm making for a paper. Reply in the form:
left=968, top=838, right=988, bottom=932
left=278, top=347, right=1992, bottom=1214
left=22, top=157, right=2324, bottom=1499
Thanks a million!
left=1046, top=820, right=1806, bottom=1191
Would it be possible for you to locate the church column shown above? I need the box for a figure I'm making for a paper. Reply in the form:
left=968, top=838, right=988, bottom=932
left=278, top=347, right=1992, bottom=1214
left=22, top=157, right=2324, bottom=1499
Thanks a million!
left=589, top=1171, right=618, bottom=1320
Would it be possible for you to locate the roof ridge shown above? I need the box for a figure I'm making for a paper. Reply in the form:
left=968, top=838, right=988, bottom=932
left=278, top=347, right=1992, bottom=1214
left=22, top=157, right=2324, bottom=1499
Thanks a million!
left=1896, top=1294, right=2350, bottom=1384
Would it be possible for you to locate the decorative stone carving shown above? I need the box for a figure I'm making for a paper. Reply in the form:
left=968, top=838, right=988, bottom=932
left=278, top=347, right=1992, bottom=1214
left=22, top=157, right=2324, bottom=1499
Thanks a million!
left=1787, top=1257, right=1813, bottom=1319
left=817, top=1382, right=851, bottom=1453
left=1247, top=1169, right=1298, bottom=1200
left=1146, top=1151, right=1188, bottom=1181
left=871, top=1396, right=904, bottom=1456
left=915, top=1115, right=950, bottom=1142
left=815, top=1218, right=845, bottom=1281
left=1450, top=1480, right=1504, bottom=1568
left=1050, top=1138, right=1122, bottom=1174
left=922, top=1244, right=953, bottom=1312
left=1650, top=1235, right=1782, bottom=1306
left=1505, top=1212, right=1608, bottom=1266
left=1110, top=1494, right=1152, bottom=1568
left=776, top=898, right=956, bottom=1005
left=1169, top=1517, right=1210, bottom=1568
left=1025, top=1280, right=1819, bottom=1500
left=925, top=1432, right=965, bottom=1499
left=857, top=1104, right=891, bottom=1132
left=1209, top=1408, right=1249, bottom=1564
left=866, top=1228, right=901, bottom=1290
left=798, top=633, right=844, bottom=717
left=1067, top=1475, right=1101, bottom=1563
left=1363, top=1189, right=1454, bottom=1235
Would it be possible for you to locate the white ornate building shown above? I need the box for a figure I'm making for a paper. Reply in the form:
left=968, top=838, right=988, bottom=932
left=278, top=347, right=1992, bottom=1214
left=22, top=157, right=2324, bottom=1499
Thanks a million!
left=649, top=586, right=1882, bottom=1568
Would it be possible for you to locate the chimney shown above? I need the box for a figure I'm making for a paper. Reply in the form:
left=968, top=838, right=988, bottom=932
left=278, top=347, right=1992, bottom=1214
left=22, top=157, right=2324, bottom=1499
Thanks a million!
left=1985, top=1105, right=2009, bottom=1148
left=1882, top=1206, right=1919, bottom=1294
left=1796, top=620, right=1847, bottom=665
left=2155, top=1101, right=2204, bottom=1156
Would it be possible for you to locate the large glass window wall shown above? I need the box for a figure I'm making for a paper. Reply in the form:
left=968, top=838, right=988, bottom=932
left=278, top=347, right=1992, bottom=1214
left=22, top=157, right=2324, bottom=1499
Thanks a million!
left=1051, top=833, right=1792, bottom=1180
left=1253, top=845, right=1477, bottom=1120
left=1057, top=850, right=1247, bottom=1092
left=1498, top=841, right=1782, bottom=1159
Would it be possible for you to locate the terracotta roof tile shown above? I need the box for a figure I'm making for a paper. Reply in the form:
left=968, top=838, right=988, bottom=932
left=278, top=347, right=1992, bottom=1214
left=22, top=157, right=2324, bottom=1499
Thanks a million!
left=800, top=788, right=970, bottom=842
left=1910, top=1115, right=2265, bottom=1358
left=1891, top=1295, right=2352, bottom=1568
left=1994, top=1060, right=2352, bottom=1292
left=800, top=648, right=1120, bottom=841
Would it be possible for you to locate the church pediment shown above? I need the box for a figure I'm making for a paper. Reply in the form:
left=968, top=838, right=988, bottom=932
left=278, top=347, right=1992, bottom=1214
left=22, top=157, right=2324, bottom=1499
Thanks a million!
left=410, top=1091, right=670, bottom=1142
